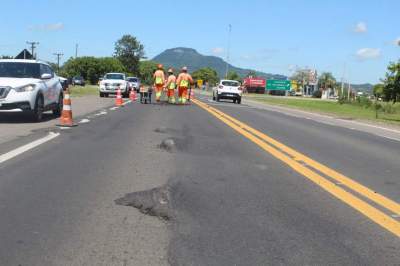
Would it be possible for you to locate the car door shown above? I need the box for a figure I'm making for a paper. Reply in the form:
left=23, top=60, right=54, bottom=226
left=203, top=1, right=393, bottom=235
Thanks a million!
left=40, top=64, right=52, bottom=106
left=42, top=64, right=58, bottom=105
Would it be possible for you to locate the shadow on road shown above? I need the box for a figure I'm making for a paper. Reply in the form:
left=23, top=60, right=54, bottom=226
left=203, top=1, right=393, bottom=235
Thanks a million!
left=0, top=112, right=56, bottom=124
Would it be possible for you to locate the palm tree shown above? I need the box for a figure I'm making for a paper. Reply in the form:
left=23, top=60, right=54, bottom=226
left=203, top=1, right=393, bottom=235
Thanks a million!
left=318, top=72, right=336, bottom=90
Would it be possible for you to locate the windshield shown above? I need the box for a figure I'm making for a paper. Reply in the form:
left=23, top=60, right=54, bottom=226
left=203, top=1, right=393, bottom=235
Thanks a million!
left=128, top=78, right=138, bottom=82
left=222, top=81, right=240, bottom=87
left=105, top=74, right=124, bottom=80
left=0, top=62, right=41, bottom=79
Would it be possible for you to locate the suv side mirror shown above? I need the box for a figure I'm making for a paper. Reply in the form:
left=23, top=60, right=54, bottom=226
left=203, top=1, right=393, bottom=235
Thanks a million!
left=41, top=73, right=52, bottom=79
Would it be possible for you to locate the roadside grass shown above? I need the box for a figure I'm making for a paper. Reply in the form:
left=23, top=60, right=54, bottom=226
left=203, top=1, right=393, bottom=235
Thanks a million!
left=245, top=94, right=400, bottom=124
left=69, top=85, right=99, bottom=97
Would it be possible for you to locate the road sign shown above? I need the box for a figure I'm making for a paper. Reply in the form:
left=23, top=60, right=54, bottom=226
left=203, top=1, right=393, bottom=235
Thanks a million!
left=291, top=80, right=298, bottom=90
left=197, top=79, right=203, bottom=88
left=266, top=80, right=291, bottom=91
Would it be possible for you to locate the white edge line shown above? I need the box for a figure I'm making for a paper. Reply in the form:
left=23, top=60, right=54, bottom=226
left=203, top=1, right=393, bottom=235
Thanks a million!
left=0, top=132, right=60, bottom=164
left=122, top=100, right=131, bottom=106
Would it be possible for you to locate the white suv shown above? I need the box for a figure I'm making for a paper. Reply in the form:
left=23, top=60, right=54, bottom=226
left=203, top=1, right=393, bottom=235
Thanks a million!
left=99, top=73, right=130, bottom=98
left=0, top=59, right=63, bottom=121
left=213, top=80, right=242, bottom=104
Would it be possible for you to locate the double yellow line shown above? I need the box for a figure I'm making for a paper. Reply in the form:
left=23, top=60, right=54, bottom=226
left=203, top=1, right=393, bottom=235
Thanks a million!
left=193, top=98, right=400, bottom=237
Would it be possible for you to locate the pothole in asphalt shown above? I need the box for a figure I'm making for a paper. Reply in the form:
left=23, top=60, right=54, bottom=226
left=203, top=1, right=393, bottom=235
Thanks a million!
left=159, top=138, right=176, bottom=152
left=115, top=185, right=173, bottom=220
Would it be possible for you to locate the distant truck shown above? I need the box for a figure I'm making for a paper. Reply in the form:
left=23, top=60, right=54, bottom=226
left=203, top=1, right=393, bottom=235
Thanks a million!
left=242, top=77, right=266, bottom=94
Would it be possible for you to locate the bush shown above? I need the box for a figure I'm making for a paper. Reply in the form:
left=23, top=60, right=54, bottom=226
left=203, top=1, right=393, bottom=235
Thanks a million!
left=312, top=90, right=322, bottom=98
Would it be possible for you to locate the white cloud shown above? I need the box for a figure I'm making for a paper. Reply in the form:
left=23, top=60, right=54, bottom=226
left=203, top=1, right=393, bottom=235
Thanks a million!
left=356, top=48, right=381, bottom=60
left=28, top=22, right=64, bottom=31
left=211, top=47, right=224, bottom=55
left=353, top=22, right=367, bottom=33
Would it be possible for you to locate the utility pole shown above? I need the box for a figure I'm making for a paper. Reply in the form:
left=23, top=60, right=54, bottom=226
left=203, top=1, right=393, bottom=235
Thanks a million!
left=341, top=63, right=346, bottom=99
left=26, top=41, right=39, bottom=59
left=75, top=44, right=78, bottom=58
left=225, top=24, right=232, bottom=78
left=53, top=53, right=63, bottom=73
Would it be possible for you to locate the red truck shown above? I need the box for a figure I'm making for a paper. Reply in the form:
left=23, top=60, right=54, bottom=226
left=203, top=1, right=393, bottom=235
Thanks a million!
left=242, top=77, right=266, bottom=94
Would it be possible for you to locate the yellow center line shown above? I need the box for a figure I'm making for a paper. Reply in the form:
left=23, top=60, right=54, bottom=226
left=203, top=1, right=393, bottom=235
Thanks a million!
left=193, top=98, right=400, bottom=237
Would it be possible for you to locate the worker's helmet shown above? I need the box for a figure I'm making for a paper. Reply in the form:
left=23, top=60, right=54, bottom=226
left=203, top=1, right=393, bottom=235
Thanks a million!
left=182, top=66, right=188, bottom=72
left=157, top=64, right=163, bottom=69
left=168, top=68, right=174, bottom=74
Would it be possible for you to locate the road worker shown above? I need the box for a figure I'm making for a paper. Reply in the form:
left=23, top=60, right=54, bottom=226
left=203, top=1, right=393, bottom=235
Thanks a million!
left=176, top=66, right=193, bottom=104
left=153, top=64, right=166, bottom=102
left=165, top=68, right=177, bottom=104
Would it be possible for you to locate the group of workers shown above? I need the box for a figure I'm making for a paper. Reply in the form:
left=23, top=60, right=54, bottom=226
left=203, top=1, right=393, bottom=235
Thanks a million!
left=153, top=64, right=194, bottom=104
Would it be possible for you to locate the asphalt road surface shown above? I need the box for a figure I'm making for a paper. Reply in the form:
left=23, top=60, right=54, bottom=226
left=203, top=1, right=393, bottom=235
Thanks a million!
left=0, top=93, right=399, bottom=265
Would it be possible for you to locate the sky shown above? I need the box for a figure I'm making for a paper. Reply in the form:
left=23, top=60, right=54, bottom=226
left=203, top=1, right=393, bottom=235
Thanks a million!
left=0, top=0, right=399, bottom=84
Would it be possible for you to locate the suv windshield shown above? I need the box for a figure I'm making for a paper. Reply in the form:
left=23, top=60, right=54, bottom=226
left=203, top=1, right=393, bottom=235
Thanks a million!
left=105, top=74, right=124, bottom=80
left=222, top=81, right=240, bottom=87
left=0, top=62, right=41, bottom=79
left=128, top=78, right=138, bottom=82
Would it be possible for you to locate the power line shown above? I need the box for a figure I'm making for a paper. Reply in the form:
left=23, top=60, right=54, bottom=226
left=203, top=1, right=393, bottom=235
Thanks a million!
left=53, top=52, right=64, bottom=72
left=26, top=41, right=39, bottom=59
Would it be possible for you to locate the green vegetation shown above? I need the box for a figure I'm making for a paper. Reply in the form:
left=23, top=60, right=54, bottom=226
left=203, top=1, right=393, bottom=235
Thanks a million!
left=69, top=85, right=99, bottom=97
left=226, top=70, right=241, bottom=82
left=247, top=95, right=400, bottom=124
left=380, top=60, right=400, bottom=103
left=60, top=57, right=125, bottom=85
left=139, top=60, right=159, bottom=85
left=192, top=67, right=219, bottom=85
left=114, top=35, right=144, bottom=75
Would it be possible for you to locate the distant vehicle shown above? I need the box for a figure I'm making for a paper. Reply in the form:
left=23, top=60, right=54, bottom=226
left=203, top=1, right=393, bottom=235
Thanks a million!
left=99, top=73, right=130, bottom=98
left=72, top=76, right=85, bottom=86
left=242, top=77, right=266, bottom=94
left=127, top=77, right=140, bottom=92
left=213, top=80, right=242, bottom=104
left=59, top=77, right=69, bottom=91
left=0, top=59, right=63, bottom=121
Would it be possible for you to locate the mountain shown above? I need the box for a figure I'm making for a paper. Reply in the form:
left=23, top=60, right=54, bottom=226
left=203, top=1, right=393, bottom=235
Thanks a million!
left=152, top=47, right=286, bottom=80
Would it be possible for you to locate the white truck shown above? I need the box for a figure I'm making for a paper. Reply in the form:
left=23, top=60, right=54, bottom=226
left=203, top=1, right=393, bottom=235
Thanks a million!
left=99, top=73, right=130, bottom=98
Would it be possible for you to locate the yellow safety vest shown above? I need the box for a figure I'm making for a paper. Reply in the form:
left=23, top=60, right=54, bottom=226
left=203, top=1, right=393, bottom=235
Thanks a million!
left=155, top=76, right=163, bottom=85
left=180, top=79, right=189, bottom=88
left=169, top=82, right=176, bottom=89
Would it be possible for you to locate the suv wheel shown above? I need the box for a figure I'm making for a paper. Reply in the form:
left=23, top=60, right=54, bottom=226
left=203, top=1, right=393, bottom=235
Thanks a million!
left=237, top=97, right=241, bottom=104
left=32, top=94, right=44, bottom=122
left=213, top=93, right=216, bottom=101
left=216, top=94, right=220, bottom=102
left=100, top=92, right=104, bottom=97
left=53, top=93, right=63, bottom=117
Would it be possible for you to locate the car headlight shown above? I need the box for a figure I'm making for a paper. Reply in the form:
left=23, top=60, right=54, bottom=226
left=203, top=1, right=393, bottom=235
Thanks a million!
left=14, top=84, right=36, bottom=92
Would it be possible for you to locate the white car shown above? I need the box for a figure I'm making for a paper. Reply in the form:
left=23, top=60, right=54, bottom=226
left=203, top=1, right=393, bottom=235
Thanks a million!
left=127, top=77, right=141, bottom=92
left=213, top=80, right=242, bottom=104
left=99, top=73, right=130, bottom=98
left=0, top=59, right=63, bottom=121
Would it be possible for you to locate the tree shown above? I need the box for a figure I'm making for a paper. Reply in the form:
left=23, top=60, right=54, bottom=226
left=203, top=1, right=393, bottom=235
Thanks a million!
left=139, top=60, right=158, bottom=85
left=226, top=70, right=241, bottom=82
left=191, top=67, right=219, bottom=86
left=290, top=69, right=310, bottom=90
left=373, top=84, right=384, bottom=98
left=114, top=35, right=144, bottom=75
left=318, top=72, right=336, bottom=90
left=61, top=57, right=125, bottom=84
left=0, top=55, right=13, bottom=59
left=383, top=60, right=400, bottom=103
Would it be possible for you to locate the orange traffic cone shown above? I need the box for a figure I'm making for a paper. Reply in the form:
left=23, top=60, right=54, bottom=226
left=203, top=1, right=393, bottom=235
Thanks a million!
left=57, top=92, right=77, bottom=127
left=129, top=89, right=137, bottom=101
left=115, top=87, right=123, bottom=107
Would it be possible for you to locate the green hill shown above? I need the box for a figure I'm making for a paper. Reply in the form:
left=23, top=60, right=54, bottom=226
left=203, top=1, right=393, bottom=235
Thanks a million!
left=152, top=47, right=286, bottom=80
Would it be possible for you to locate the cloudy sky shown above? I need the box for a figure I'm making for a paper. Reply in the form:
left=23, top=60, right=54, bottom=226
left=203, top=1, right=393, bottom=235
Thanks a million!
left=0, top=0, right=399, bottom=84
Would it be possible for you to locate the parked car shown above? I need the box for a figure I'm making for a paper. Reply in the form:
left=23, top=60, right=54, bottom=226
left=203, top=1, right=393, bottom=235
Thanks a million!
left=0, top=59, right=63, bottom=121
left=99, top=73, right=130, bottom=98
left=127, top=77, right=141, bottom=92
left=213, top=80, right=242, bottom=104
left=59, top=76, right=69, bottom=91
left=72, top=76, right=85, bottom=86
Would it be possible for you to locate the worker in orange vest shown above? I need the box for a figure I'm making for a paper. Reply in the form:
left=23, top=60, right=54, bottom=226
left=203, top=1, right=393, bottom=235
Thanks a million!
left=165, top=68, right=177, bottom=104
left=153, top=64, right=166, bottom=102
left=176, top=66, right=193, bottom=104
